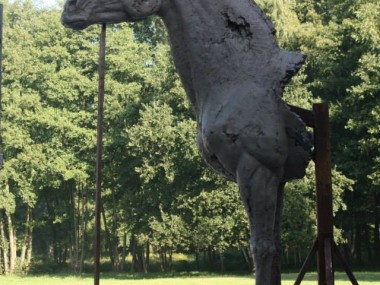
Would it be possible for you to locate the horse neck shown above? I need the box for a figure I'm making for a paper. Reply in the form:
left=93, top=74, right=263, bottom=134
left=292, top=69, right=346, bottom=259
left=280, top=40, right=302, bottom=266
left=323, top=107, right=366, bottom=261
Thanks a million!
left=159, top=0, right=279, bottom=109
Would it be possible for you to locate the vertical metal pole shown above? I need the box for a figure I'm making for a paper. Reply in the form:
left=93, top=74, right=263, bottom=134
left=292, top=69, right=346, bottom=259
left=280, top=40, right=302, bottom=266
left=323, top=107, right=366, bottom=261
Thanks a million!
left=313, top=103, right=334, bottom=285
left=94, top=23, right=106, bottom=285
left=293, top=103, right=358, bottom=285
left=0, top=4, right=4, bottom=168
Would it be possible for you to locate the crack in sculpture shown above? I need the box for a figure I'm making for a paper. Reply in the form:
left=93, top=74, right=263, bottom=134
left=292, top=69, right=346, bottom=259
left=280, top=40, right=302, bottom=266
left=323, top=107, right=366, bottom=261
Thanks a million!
left=61, top=1, right=312, bottom=284
left=223, top=11, right=253, bottom=38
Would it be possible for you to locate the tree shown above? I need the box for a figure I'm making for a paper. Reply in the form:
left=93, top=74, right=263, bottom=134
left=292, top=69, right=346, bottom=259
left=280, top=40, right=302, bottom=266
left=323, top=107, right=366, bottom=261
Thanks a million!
left=149, top=211, right=189, bottom=271
left=287, top=0, right=379, bottom=265
left=0, top=0, right=377, bottom=274
left=1, top=1, right=98, bottom=272
left=179, top=179, right=249, bottom=272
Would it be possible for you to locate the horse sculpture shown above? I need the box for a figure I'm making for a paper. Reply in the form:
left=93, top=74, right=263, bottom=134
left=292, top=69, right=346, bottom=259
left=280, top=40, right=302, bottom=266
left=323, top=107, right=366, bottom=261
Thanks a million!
left=62, top=0, right=312, bottom=284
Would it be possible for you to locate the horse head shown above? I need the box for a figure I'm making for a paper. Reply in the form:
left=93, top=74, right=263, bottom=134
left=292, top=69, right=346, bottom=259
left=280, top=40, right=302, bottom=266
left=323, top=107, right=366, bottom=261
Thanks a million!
left=61, top=0, right=162, bottom=30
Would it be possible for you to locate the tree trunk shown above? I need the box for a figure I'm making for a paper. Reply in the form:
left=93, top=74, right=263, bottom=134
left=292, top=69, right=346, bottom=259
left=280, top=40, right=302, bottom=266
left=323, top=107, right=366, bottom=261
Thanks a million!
left=354, top=223, right=362, bottom=264
left=130, top=236, right=136, bottom=273
left=145, top=242, right=150, bottom=269
left=20, top=206, right=31, bottom=271
left=101, top=204, right=114, bottom=267
left=121, top=233, right=127, bottom=271
left=298, top=246, right=302, bottom=266
left=45, top=197, right=56, bottom=262
left=63, top=245, right=68, bottom=264
left=25, top=222, right=33, bottom=273
left=20, top=240, right=27, bottom=270
left=241, top=247, right=253, bottom=271
left=6, top=213, right=16, bottom=274
left=71, top=186, right=79, bottom=272
left=208, top=247, right=215, bottom=270
left=111, top=184, right=120, bottom=272
left=0, top=213, right=9, bottom=275
left=219, top=250, right=225, bottom=273
left=79, top=186, right=88, bottom=274
left=141, top=246, right=147, bottom=273
left=168, top=247, right=173, bottom=272
left=374, top=195, right=380, bottom=266
left=132, top=245, right=145, bottom=273
left=195, top=249, right=200, bottom=271
left=112, top=235, right=120, bottom=271
left=284, top=247, right=289, bottom=266
left=164, top=247, right=168, bottom=271
left=159, top=248, right=165, bottom=272
left=364, top=225, right=372, bottom=263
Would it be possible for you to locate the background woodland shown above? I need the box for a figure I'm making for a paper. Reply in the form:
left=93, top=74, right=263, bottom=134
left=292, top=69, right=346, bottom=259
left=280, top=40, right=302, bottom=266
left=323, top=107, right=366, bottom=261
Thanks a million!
left=0, top=0, right=379, bottom=274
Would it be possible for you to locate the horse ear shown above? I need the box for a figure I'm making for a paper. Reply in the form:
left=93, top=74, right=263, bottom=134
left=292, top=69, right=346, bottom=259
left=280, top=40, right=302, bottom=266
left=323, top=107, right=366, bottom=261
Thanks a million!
left=122, top=0, right=162, bottom=19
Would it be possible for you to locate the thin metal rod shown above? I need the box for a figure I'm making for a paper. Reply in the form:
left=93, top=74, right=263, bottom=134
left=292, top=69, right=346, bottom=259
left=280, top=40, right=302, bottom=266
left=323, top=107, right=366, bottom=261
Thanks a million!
left=94, top=23, right=106, bottom=285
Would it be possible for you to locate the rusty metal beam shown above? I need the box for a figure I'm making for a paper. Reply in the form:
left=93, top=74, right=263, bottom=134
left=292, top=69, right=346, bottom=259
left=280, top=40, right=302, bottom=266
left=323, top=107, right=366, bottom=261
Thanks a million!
left=288, top=104, right=314, bottom=128
left=294, top=238, right=318, bottom=285
left=333, top=241, right=359, bottom=285
left=294, top=102, right=358, bottom=285
left=313, top=103, right=334, bottom=285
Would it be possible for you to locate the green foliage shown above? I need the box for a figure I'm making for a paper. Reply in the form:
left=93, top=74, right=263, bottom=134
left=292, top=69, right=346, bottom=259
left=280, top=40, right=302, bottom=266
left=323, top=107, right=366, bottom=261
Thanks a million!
left=179, top=181, right=249, bottom=253
left=283, top=164, right=354, bottom=256
left=149, top=211, right=189, bottom=252
left=0, top=0, right=378, bottom=274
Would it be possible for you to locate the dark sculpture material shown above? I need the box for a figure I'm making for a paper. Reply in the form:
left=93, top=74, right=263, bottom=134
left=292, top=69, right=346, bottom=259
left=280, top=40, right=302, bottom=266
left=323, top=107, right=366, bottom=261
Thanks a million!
left=61, top=1, right=312, bottom=284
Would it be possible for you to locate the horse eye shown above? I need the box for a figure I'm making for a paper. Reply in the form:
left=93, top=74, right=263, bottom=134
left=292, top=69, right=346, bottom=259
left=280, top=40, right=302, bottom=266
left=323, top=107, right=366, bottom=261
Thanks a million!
left=68, top=0, right=77, bottom=5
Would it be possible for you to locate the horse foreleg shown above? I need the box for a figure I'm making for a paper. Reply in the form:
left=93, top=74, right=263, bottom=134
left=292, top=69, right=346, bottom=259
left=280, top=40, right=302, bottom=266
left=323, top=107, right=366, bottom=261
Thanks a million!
left=237, top=154, right=282, bottom=285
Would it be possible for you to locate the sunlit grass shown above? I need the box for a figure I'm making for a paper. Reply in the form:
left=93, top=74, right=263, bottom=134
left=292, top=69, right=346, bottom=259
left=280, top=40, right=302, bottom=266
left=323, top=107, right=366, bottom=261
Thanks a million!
left=1, top=271, right=379, bottom=285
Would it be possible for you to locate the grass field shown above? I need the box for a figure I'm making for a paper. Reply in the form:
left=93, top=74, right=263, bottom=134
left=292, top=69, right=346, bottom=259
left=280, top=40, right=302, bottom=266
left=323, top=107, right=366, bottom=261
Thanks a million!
left=1, top=272, right=379, bottom=285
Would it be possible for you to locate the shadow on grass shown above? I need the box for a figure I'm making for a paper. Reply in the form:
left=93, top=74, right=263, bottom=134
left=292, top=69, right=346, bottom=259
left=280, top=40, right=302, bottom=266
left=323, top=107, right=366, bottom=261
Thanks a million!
left=20, top=271, right=379, bottom=282
left=14, top=271, right=251, bottom=280
left=64, top=271, right=253, bottom=280
left=283, top=271, right=380, bottom=282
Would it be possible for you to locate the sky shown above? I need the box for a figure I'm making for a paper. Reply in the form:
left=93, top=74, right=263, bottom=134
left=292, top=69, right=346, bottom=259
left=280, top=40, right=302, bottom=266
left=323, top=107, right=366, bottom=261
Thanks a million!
left=34, top=0, right=61, bottom=8
left=42, top=0, right=59, bottom=6
left=7, top=0, right=62, bottom=9
left=32, top=0, right=64, bottom=8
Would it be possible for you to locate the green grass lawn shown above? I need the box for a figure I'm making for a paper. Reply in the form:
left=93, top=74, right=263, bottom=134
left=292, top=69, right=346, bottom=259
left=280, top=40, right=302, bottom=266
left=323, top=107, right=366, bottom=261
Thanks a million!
left=1, top=272, right=379, bottom=285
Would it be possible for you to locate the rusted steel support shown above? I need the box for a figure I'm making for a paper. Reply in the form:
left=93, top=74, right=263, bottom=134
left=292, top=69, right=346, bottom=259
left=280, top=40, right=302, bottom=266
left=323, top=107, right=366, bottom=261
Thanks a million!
left=324, top=236, right=334, bottom=285
left=313, top=103, right=334, bottom=285
left=288, top=104, right=314, bottom=128
left=94, top=23, right=106, bottom=285
left=333, top=241, right=359, bottom=285
left=294, top=239, right=318, bottom=285
left=291, top=103, right=358, bottom=285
